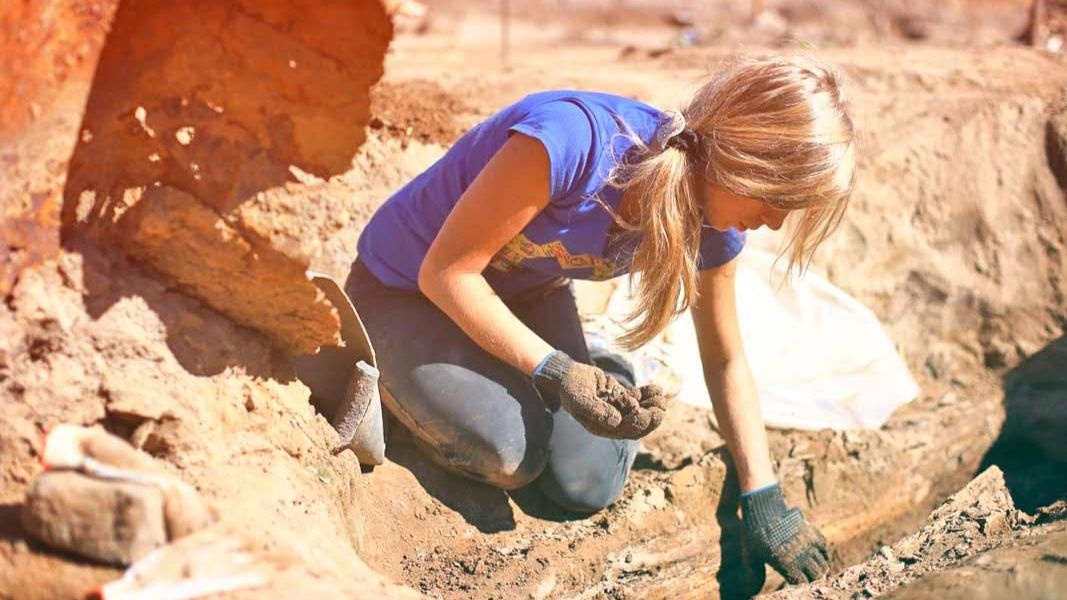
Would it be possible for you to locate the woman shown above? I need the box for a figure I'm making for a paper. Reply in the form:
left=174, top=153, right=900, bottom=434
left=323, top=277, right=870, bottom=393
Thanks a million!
left=347, top=54, right=854, bottom=587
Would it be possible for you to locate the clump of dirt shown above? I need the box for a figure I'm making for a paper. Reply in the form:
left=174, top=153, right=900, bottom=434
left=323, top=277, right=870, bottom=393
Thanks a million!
left=768, top=467, right=1067, bottom=599
left=885, top=517, right=1067, bottom=600
left=369, top=79, right=476, bottom=146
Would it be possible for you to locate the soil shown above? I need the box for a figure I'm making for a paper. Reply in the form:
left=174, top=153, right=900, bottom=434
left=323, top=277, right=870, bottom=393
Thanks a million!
left=2, top=1, right=1066, bottom=599
left=369, top=80, right=479, bottom=147
left=0, top=0, right=119, bottom=297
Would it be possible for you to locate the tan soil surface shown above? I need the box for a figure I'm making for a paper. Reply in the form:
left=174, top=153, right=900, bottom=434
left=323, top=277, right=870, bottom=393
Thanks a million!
left=2, top=2, right=1066, bottom=599
left=314, top=19, right=1067, bottom=598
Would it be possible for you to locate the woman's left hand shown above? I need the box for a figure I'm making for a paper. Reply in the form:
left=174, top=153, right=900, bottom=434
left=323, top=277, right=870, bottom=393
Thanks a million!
left=533, top=350, right=669, bottom=439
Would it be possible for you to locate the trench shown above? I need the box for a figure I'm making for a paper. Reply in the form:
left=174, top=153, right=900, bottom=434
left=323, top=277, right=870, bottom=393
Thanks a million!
left=316, top=48, right=1067, bottom=600
left=3, top=2, right=1066, bottom=598
left=345, top=366, right=1010, bottom=598
left=311, top=58, right=1067, bottom=600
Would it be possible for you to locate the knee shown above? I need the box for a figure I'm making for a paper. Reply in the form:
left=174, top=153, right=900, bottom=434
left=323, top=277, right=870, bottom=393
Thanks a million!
left=545, top=476, right=625, bottom=514
left=481, top=439, right=548, bottom=490
left=431, top=429, right=549, bottom=490
left=537, top=465, right=628, bottom=514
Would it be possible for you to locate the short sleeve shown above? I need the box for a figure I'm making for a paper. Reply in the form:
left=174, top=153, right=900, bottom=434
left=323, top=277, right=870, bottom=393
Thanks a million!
left=508, top=99, right=597, bottom=204
left=697, top=226, right=746, bottom=270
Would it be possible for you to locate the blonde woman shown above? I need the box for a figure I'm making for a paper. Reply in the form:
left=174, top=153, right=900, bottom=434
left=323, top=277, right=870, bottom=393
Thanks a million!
left=346, top=55, right=854, bottom=588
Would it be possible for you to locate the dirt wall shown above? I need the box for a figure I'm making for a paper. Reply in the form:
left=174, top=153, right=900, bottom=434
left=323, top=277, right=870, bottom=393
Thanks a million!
left=824, top=48, right=1067, bottom=376
left=0, top=1, right=418, bottom=598
left=674, top=46, right=1067, bottom=381
left=0, top=0, right=119, bottom=298
left=61, top=0, right=393, bottom=354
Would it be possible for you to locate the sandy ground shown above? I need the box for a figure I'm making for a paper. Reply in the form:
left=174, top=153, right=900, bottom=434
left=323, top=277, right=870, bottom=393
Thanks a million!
left=1, top=2, right=1066, bottom=599
left=313, top=15, right=1067, bottom=598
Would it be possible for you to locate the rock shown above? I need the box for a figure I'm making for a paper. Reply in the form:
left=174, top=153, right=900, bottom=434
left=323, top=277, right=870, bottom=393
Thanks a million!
left=764, top=467, right=1025, bottom=599
left=21, top=472, right=168, bottom=566
left=114, top=184, right=338, bottom=354
left=39, top=425, right=217, bottom=542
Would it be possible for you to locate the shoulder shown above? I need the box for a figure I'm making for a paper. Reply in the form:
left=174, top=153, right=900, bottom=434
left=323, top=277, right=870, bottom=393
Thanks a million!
left=510, top=91, right=663, bottom=134
left=509, top=92, right=600, bottom=139
left=506, top=91, right=667, bottom=201
left=505, top=93, right=602, bottom=203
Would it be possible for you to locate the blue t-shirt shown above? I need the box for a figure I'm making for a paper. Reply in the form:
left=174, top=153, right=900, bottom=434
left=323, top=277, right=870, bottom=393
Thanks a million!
left=357, top=90, right=745, bottom=297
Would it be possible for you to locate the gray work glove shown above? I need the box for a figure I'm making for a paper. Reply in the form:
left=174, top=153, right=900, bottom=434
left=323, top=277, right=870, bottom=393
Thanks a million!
left=740, top=483, right=830, bottom=588
left=532, top=350, right=667, bottom=439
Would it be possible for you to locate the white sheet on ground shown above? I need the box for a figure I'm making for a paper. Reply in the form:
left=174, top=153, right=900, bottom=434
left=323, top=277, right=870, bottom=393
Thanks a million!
left=578, top=248, right=919, bottom=431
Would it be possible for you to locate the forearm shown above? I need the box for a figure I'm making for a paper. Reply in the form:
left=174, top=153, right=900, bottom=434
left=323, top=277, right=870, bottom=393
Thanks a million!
left=705, top=358, right=777, bottom=492
left=421, top=270, right=554, bottom=376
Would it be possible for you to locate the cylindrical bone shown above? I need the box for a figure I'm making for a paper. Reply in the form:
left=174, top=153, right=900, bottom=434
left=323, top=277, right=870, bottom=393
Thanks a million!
left=333, top=361, right=380, bottom=444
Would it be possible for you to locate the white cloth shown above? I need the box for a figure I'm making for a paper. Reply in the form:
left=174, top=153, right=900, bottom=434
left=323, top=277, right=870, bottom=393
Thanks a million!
left=578, top=248, right=919, bottom=430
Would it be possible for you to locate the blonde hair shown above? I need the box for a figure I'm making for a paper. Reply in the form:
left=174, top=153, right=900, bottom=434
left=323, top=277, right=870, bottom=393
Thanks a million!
left=612, top=54, right=856, bottom=350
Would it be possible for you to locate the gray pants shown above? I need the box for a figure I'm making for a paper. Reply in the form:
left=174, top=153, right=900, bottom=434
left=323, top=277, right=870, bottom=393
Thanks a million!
left=345, top=259, right=638, bottom=513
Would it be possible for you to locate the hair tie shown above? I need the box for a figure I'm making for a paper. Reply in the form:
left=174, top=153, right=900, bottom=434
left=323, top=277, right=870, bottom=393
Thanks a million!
left=653, top=111, right=700, bottom=155
left=667, top=128, right=700, bottom=154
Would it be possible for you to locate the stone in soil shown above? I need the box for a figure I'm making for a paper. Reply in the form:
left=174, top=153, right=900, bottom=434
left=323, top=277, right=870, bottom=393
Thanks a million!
left=21, top=472, right=168, bottom=566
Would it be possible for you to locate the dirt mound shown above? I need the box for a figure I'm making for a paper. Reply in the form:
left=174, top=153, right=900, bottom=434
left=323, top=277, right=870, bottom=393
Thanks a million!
left=370, top=80, right=476, bottom=146
left=0, top=1, right=415, bottom=598
left=0, top=247, right=418, bottom=599
left=885, top=524, right=1067, bottom=600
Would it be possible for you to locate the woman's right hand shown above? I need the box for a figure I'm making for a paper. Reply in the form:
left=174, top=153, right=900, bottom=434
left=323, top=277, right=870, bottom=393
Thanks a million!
left=532, top=351, right=668, bottom=439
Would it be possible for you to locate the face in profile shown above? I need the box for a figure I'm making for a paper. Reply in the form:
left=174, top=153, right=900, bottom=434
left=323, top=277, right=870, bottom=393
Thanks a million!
left=700, top=182, right=790, bottom=233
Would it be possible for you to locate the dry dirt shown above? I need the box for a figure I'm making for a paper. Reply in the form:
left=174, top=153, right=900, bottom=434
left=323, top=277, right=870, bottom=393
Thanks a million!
left=61, top=0, right=392, bottom=354
left=1, top=1, right=1066, bottom=599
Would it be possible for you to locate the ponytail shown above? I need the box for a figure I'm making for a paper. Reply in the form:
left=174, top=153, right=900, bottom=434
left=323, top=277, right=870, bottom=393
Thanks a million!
left=609, top=54, right=856, bottom=350
left=610, top=112, right=703, bottom=350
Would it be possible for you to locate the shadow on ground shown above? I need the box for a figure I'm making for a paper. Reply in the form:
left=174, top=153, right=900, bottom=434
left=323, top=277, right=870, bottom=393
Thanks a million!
left=979, top=334, right=1067, bottom=513
left=384, top=426, right=519, bottom=534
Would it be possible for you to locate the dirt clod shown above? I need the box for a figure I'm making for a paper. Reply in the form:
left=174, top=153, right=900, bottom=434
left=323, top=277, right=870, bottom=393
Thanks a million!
left=22, top=472, right=168, bottom=566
